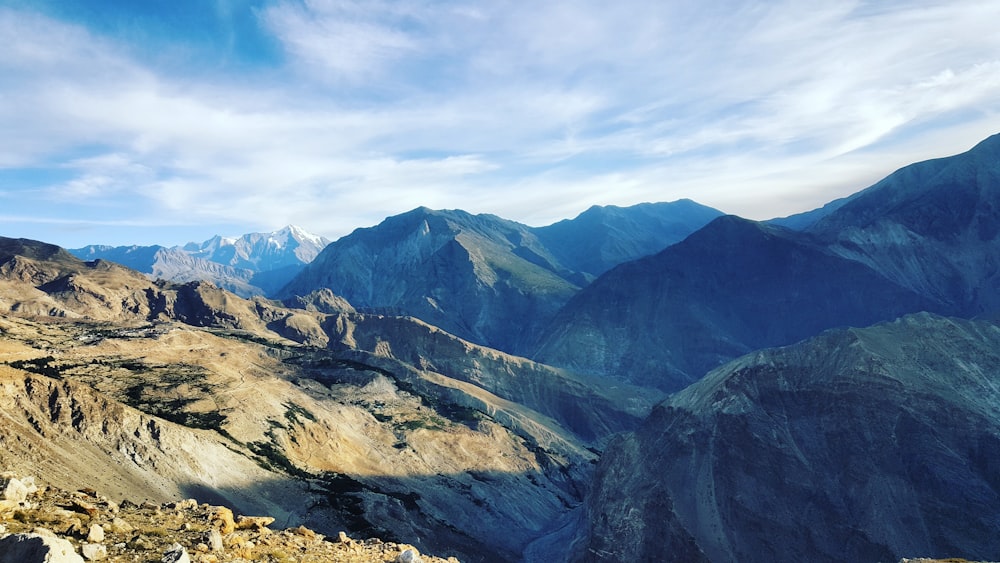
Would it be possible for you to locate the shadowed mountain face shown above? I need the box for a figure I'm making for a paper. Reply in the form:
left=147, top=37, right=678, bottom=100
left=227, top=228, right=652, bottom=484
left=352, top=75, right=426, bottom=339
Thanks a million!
left=280, top=207, right=581, bottom=354
left=582, top=313, right=1000, bottom=563
left=532, top=216, right=940, bottom=392
left=808, top=133, right=1000, bottom=314
left=279, top=202, right=723, bottom=355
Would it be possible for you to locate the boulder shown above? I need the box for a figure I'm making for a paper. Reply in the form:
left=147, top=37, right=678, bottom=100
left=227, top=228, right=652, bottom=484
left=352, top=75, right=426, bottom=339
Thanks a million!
left=2, top=476, right=29, bottom=503
left=86, top=524, right=104, bottom=543
left=161, top=543, right=190, bottom=563
left=80, top=544, right=107, bottom=561
left=396, top=548, right=424, bottom=563
left=0, top=533, right=85, bottom=563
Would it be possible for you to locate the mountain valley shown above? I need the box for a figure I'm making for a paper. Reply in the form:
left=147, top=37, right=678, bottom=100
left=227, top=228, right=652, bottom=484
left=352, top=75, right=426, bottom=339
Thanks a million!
left=0, top=236, right=656, bottom=561
left=2, top=134, right=1000, bottom=562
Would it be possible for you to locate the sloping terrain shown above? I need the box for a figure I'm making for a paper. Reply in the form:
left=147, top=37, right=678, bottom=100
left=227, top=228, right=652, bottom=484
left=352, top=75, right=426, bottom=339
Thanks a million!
left=0, top=236, right=658, bottom=561
left=532, top=136, right=1000, bottom=392
left=581, top=313, right=1000, bottom=563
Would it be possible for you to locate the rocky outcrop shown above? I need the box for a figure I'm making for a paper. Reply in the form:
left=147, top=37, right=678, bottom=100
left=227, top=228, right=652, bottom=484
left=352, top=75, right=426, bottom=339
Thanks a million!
left=0, top=533, right=84, bottom=563
left=0, top=473, right=457, bottom=562
left=581, top=313, right=1000, bottom=563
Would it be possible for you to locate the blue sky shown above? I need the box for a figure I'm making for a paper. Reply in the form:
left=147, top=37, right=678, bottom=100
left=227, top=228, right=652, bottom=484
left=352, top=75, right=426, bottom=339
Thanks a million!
left=2, top=0, right=1000, bottom=247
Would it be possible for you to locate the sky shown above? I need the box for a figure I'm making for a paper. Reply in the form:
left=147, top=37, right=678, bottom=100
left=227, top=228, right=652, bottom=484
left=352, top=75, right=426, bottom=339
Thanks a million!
left=1, top=0, right=1000, bottom=248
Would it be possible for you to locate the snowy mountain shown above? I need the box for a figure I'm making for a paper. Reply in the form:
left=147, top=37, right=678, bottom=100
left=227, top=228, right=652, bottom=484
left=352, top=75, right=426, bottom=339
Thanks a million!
left=71, top=225, right=330, bottom=297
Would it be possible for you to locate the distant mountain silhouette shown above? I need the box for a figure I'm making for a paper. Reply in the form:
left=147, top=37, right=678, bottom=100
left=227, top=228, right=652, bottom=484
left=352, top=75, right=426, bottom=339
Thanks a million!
left=533, top=200, right=724, bottom=280
left=71, top=225, right=329, bottom=297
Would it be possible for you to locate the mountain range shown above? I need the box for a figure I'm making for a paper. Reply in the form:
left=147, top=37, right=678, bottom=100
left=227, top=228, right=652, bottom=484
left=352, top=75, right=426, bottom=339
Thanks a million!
left=70, top=225, right=330, bottom=298
left=2, top=133, right=1000, bottom=561
left=533, top=133, right=1000, bottom=392
left=279, top=200, right=723, bottom=354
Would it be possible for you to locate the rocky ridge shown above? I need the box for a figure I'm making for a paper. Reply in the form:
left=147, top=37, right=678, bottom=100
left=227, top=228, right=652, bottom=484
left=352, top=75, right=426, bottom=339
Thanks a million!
left=532, top=216, right=939, bottom=392
left=0, top=472, right=455, bottom=562
left=581, top=313, right=1000, bottom=562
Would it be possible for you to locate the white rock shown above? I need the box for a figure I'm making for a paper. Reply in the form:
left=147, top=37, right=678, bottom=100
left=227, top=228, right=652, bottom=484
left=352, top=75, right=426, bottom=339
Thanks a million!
left=0, top=533, right=85, bottom=563
left=2, top=477, right=28, bottom=503
left=161, top=543, right=190, bottom=563
left=205, top=528, right=223, bottom=552
left=86, top=524, right=104, bottom=543
left=81, top=543, right=108, bottom=561
left=108, top=517, right=133, bottom=534
left=396, top=548, right=424, bottom=563
left=20, top=476, right=38, bottom=495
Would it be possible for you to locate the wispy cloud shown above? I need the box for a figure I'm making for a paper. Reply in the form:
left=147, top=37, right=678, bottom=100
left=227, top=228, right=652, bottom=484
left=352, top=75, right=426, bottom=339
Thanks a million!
left=1, top=1, right=999, bottom=247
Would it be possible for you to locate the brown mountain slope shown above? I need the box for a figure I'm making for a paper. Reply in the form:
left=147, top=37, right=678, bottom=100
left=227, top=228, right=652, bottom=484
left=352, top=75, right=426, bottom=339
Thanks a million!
left=0, top=236, right=657, bottom=561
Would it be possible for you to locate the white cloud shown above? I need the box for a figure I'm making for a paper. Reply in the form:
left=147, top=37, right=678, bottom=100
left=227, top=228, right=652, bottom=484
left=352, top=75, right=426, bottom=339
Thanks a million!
left=1, top=1, right=1000, bottom=246
left=260, top=0, right=426, bottom=83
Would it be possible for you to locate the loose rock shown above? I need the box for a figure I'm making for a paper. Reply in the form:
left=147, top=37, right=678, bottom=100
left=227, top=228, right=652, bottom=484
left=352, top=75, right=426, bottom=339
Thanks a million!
left=204, top=528, right=223, bottom=552
left=161, top=543, right=191, bottom=563
left=86, top=523, right=105, bottom=543
left=208, top=506, right=234, bottom=535
left=234, top=515, right=274, bottom=530
left=2, top=477, right=28, bottom=503
left=81, top=543, right=108, bottom=561
left=396, top=548, right=424, bottom=563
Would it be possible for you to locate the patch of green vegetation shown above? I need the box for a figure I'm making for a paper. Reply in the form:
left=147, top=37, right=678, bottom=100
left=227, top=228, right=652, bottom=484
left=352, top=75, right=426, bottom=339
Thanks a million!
left=388, top=377, right=487, bottom=429
left=116, top=362, right=227, bottom=432
left=209, top=329, right=299, bottom=353
left=282, top=401, right=317, bottom=425
left=122, top=393, right=215, bottom=428
left=83, top=324, right=160, bottom=341
left=247, top=439, right=310, bottom=479
left=178, top=411, right=228, bottom=431
left=6, top=356, right=64, bottom=378
left=397, top=416, right=447, bottom=432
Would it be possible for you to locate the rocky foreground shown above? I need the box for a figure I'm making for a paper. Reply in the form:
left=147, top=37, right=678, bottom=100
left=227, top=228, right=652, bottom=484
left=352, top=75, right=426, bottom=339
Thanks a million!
left=0, top=473, right=457, bottom=563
